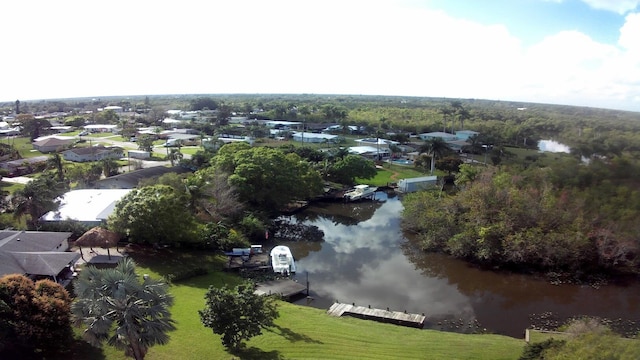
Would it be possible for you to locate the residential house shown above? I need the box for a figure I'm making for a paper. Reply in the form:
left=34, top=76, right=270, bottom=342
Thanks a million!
left=62, top=145, right=123, bottom=162
left=40, top=189, right=132, bottom=226
left=292, top=132, right=338, bottom=143
left=417, top=131, right=480, bottom=152
left=354, top=138, right=399, bottom=148
left=83, top=124, right=118, bottom=133
left=32, top=137, right=75, bottom=153
left=102, top=105, right=123, bottom=113
left=94, top=166, right=192, bottom=189
left=455, top=130, right=479, bottom=141
left=348, top=145, right=390, bottom=160
left=0, top=155, right=48, bottom=176
left=418, top=132, right=458, bottom=142
left=0, top=230, right=79, bottom=284
left=167, top=132, right=200, bottom=145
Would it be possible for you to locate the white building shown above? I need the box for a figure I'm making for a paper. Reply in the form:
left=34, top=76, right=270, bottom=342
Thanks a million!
left=348, top=145, right=390, bottom=160
left=292, top=132, right=338, bottom=143
left=103, top=106, right=123, bottom=113
left=40, top=189, right=132, bottom=226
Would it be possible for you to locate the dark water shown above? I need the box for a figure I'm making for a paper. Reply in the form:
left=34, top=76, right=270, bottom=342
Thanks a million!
left=279, top=191, right=640, bottom=338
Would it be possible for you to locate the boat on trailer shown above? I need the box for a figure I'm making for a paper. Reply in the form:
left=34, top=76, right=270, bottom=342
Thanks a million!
left=270, top=245, right=296, bottom=275
left=343, top=184, right=378, bottom=201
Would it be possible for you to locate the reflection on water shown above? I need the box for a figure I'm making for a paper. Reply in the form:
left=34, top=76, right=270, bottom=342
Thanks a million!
left=280, top=192, right=640, bottom=338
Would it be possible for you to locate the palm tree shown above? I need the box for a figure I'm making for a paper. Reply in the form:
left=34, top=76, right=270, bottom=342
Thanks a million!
left=439, top=106, right=454, bottom=133
left=47, top=153, right=65, bottom=182
left=100, top=158, right=119, bottom=177
left=12, top=176, right=65, bottom=229
left=167, top=148, right=183, bottom=166
left=419, top=138, right=452, bottom=174
left=457, top=108, right=471, bottom=131
left=71, top=258, right=176, bottom=360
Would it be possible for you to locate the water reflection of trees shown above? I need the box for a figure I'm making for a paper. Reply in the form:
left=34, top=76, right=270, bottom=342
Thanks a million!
left=296, top=200, right=385, bottom=226
left=400, top=240, right=580, bottom=308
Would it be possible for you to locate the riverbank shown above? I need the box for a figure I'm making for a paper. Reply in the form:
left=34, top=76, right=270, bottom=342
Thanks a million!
left=76, top=247, right=526, bottom=359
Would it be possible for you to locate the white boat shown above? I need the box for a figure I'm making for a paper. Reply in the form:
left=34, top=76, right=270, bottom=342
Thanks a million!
left=270, top=245, right=296, bottom=275
left=343, top=184, right=378, bottom=201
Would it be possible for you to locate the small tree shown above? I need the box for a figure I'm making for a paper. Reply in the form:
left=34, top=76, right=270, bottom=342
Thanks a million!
left=108, top=185, right=201, bottom=246
left=71, top=258, right=175, bottom=360
left=0, top=275, right=73, bottom=355
left=137, top=135, right=155, bottom=153
left=199, top=283, right=278, bottom=350
left=167, top=148, right=183, bottom=166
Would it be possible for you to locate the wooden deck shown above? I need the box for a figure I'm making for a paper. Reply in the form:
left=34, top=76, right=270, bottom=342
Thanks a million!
left=254, top=279, right=308, bottom=299
left=327, top=302, right=426, bottom=328
left=224, top=253, right=269, bottom=271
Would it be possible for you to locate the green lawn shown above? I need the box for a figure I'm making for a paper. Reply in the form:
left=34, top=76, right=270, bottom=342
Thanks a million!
left=6, top=136, right=44, bottom=158
left=363, top=163, right=435, bottom=187
left=70, top=248, right=525, bottom=360
left=178, top=146, right=202, bottom=156
left=0, top=181, right=25, bottom=193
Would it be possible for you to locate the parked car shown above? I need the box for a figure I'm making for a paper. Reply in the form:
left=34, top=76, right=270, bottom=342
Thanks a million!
left=78, top=131, right=89, bottom=136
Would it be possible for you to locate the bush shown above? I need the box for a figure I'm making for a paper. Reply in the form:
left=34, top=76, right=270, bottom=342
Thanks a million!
left=519, top=338, right=566, bottom=360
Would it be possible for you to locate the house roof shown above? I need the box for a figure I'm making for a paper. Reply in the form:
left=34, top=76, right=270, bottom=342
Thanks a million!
left=348, top=146, right=390, bottom=155
left=94, top=166, right=192, bottom=189
left=168, top=133, right=199, bottom=140
left=420, top=132, right=457, bottom=139
left=355, top=138, right=399, bottom=145
left=63, top=145, right=122, bottom=156
left=398, top=176, right=438, bottom=184
left=292, top=132, right=338, bottom=139
left=40, top=189, right=132, bottom=223
left=32, top=137, right=74, bottom=147
left=0, top=230, right=72, bottom=252
left=0, top=155, right=49, bottom=168
left=1, top=251, right=80, bottom=277
left=0, top=230, right=77, bottom=278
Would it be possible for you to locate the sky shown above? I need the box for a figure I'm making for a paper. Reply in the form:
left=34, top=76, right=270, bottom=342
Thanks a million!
left=2, top=0, right=640, bottom=111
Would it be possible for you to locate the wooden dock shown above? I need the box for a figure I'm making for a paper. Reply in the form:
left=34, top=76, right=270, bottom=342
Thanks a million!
left=255, top=279, right=308, bottom=300
left=224, top=253, right=269, bottom=271
left=327, top=302, right=426, bottom=328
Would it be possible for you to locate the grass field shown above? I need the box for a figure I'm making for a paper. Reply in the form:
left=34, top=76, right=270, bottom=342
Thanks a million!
left=67, top=248, right=526, bottom=360
left=363, top=163, right=436, bottom=187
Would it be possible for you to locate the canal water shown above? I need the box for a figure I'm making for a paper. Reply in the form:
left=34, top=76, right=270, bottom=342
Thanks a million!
left=279, top=191, right=640, bottom=338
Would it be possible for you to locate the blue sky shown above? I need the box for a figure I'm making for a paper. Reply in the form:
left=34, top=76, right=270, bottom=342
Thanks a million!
left=2, top=0, right=640, bottom=111
left=427, top=0, right=624, bottom=45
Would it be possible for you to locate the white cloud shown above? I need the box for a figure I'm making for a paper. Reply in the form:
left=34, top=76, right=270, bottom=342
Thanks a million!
left=581, top=0, right=640, bottom=14
left=1, top=0, right=640, bottom=111
left=619, top=12, right=640, bottom=52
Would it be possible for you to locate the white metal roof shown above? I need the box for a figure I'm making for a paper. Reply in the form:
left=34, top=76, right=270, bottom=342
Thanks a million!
left=40, top=189, right=132, bottom=223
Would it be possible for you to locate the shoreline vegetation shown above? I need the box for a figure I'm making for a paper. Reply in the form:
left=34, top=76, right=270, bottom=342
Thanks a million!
left=400, top=162, right=640, bottom=283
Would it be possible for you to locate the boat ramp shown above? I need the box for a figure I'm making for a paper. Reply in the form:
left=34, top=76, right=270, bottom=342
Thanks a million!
left=327, top=302, right=426, bottom=328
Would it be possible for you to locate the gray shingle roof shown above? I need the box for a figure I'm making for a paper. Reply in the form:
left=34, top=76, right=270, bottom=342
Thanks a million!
left=0, top=231, right=77, bottom=278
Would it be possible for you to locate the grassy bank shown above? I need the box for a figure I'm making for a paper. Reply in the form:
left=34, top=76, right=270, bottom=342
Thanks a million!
left=73, top=248, right=525, bottom=360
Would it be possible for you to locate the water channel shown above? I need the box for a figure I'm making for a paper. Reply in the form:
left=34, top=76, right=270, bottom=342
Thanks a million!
left=277, top=191, right=640, bottom=338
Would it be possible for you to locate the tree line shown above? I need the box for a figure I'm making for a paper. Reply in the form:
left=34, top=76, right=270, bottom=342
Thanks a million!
left=402, top=154, right=640, bottom=277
